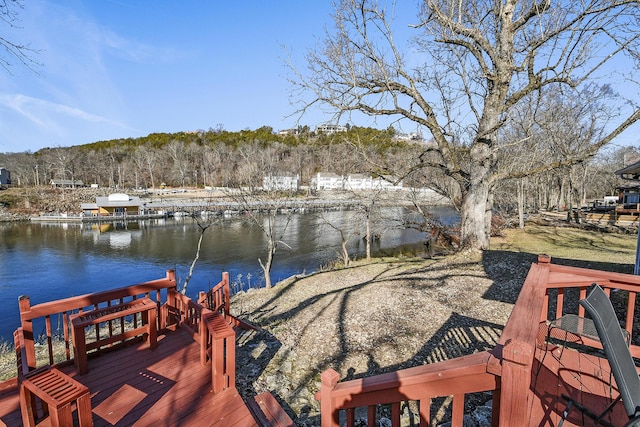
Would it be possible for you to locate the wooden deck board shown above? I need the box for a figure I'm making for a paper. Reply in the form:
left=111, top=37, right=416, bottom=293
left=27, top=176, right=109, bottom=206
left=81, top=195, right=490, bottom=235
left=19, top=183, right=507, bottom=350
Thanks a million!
left=0, top=328, right=257, bottom=427
left=531, top=322, right=629, bottom=426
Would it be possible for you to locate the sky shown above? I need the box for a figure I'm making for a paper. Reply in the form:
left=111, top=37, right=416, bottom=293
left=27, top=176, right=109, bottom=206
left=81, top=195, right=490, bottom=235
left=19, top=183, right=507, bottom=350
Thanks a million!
left=0, top=1, right=350, bottom=153
left=1, top=1, right=638, bottom=154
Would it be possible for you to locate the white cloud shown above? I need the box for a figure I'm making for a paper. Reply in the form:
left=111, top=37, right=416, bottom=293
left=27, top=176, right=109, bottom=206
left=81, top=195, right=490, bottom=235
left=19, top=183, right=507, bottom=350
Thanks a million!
left=0, top=93, right=129, bottom=134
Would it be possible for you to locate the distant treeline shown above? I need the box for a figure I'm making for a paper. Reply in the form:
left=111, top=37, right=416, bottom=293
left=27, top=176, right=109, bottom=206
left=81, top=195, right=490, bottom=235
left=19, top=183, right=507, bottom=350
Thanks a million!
left=1, top=126, right=638, bottom=215
left=1, top=126, right=419, bottom=190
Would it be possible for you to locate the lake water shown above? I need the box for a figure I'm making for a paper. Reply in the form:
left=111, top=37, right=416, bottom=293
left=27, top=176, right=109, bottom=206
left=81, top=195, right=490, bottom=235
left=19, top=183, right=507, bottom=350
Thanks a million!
left=0, top=206, right=457, bottom=342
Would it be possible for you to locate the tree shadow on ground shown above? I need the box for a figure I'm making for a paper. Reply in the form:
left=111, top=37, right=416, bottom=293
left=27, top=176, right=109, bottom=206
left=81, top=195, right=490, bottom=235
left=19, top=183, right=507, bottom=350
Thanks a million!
left=301, top=311, right=502, bottom=426
left=234, top=258, right=505, bottom=424
left=233, top=248, right=636, bottom=424
left=481, top=250, right=634, bottom=305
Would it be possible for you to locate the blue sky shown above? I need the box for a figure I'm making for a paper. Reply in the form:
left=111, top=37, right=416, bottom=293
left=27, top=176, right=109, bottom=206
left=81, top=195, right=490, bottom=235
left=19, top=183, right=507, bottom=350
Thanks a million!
left=1, top=1, right=637, bottom=154
left=0, top=1, right=346, bottom=153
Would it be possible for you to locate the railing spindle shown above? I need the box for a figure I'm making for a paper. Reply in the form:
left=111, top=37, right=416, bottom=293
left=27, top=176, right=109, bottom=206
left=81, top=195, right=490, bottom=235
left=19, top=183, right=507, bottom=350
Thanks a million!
left=626, top=290, right=636, bottom=338
left=367, top=405, right=376, bottom=427
left=391, top=402, right=401, bottom=427
left=346, top=407, right=355, bottom=426
left=556, top=287, right=565, bottom=318
left=63, top=311, right=70, bottom=360
left=45, top=315, right=54, bottom=365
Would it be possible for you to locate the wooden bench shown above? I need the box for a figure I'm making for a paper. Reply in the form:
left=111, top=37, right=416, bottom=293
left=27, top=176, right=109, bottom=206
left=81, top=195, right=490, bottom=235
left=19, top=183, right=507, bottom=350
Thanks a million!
left=71, top=297, right=157, bottom=374
left=14, top=327, right=93, bottom=427
left=20, top=366, right=93, bottom=427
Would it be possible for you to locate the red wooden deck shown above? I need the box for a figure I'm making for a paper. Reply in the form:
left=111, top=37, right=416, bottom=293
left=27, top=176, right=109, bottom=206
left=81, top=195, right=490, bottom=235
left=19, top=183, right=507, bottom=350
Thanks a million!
left=0, top=328, right=258, bottom=426
left=317, top=256, right=640, bottom=426
left=531, top=323, right=628, bottom=426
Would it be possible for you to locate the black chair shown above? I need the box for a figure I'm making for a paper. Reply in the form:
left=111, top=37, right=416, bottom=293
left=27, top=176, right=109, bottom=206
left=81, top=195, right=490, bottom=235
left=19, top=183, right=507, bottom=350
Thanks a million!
left=559, top=284, right=640, bottom=427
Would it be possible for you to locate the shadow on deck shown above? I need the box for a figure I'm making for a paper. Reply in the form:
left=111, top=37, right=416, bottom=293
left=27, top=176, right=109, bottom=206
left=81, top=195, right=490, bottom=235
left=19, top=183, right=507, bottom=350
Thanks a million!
left=0, top=270, right=293, bottom=427
left=1, top=327, right=256, bottom=426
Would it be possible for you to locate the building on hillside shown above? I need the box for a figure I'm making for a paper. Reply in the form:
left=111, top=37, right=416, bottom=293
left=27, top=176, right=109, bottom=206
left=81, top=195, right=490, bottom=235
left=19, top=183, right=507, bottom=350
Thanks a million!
left=373, top=175, right=403, bottom=191
left=81, top=193, right=143, bottom=217
left=315, top=124, right=347, bottom=134
left=0, top=168, right=11, bottom=188
left=615, top=158, right=640, bottom=275
left=616, top=158, right=640, bottom=180
left=262, top=175, right=300, bottom=192
left=313, top=172, right=345, bottom=191
left=345, top=173, right=372, bottom=190
left=277, top=128, right=300, bottom=136
left=394, top=132, right=423, bottom=142
left=615, top=159, right=640, bottom=212
left=50, top=179, right=84, bottom=188
left=346, top=174, right=403, bottom=191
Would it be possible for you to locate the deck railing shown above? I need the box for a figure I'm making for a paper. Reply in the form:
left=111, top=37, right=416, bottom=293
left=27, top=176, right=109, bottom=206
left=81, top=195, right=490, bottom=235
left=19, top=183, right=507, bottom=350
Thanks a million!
left=17, top=270, right=177, bottom=370
left=537, top=258, right=640, bottom=358
left=16, top=270, right=239, bottom=397
left=197, top=272, right=230, bottom=317
left=166, top=290, right=203, bottom=335
left=317, top=255, right=640, bottom=427
left=317, top=352, right=498, bottom=427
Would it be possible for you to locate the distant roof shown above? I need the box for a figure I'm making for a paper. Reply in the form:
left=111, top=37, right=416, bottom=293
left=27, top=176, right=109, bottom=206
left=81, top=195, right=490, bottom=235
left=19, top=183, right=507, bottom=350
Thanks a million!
left=615, top=159, right=640, bottom=180
left=50, top=179, right=84, bottom=185
left=95, top=194, right=141, bottom=208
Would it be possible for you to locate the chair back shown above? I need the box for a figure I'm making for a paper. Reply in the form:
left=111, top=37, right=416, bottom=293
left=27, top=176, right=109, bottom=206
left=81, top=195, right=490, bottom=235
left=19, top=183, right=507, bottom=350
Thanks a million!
left=580, top=284, right=640, bottom=417
left=13, top=327, right=31, bottom=377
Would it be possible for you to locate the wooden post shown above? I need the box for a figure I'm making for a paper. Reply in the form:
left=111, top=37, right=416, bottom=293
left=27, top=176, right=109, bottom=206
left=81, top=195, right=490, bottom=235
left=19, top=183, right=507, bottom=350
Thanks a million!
left=537, top=254, right=551, bottom=264
left=200, top=310, right=208, bottom=367
left=320, top=369, right=340, bottom=427
left=226, top=326, right=235, bottom=391
left=223, top=272, right=230, bottom=319
left=202, top=310, right=236, bottom=394
left=18, top=295, right=36, bottom=370
left=499, top=340, right=533, bottom=426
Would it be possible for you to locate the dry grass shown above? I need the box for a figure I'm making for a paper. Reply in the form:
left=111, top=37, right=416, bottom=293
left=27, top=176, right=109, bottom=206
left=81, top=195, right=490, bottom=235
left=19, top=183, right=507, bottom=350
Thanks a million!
left=493, top=225, right=637, bottom=265
left=230, top=224, right=637, bottom=424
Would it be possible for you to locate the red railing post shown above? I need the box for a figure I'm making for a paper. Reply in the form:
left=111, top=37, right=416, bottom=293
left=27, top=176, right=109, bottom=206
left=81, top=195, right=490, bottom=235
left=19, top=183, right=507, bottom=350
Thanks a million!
left=498, top=340, right=533, bottom=426
left=320, top=369, right=340, bottom=427
left=223, top=272, right=230, bottom=319
left=202, top=310, right=236, bottom=394
left=18, top=295, right=36, bottom=370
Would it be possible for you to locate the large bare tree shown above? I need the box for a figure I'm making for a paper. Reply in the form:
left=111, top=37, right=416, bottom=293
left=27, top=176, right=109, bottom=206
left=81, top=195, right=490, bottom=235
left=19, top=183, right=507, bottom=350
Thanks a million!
left=1, top=0, right=39, bottom=73
left=293, top=0, right=640, bottom=250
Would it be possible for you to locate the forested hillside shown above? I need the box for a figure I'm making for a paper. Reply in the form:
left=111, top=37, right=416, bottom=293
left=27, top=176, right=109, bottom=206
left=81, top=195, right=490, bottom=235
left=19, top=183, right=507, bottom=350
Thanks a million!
left=1, top=126, right=638, bottom=216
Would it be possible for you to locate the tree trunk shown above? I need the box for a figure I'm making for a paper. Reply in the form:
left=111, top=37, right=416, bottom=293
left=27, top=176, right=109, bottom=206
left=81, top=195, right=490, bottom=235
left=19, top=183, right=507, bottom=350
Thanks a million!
left=365, top=214, right=371, bottom=260
left=517, top=179, right=525, bottom=230
left=460, top=180, right=491, bottom=250
left=339, top=230, right=350, bottom=266
left=259, top=240, right=275, bottom=289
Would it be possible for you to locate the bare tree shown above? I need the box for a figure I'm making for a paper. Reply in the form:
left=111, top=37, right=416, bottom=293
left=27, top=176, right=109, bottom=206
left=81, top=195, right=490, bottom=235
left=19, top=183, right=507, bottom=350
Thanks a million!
left=292, top=0, right=640, bottom=250
left=166, top=140, right=190, bottom=187
left=0, top=0, right=40, bottom=74
left=181, top=215, right=219, bottom=295
left=230, top=188, right=294, bottom=289
left=227, top=153, right=297, bottom=288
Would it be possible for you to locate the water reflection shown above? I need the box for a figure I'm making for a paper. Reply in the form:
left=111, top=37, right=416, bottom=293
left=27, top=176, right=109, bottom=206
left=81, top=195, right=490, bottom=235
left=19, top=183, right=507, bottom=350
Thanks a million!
left=0, top=206, right=457, bottom=341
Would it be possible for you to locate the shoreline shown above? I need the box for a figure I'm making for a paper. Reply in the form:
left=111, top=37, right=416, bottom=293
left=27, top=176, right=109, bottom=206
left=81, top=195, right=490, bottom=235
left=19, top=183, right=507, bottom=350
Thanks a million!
left=0, top=225, right=637, bottom=424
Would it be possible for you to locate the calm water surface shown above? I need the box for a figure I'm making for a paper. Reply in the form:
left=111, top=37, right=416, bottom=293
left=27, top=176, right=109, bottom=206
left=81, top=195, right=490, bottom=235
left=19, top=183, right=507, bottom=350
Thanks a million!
left=0, top=206, right=457, bottom=342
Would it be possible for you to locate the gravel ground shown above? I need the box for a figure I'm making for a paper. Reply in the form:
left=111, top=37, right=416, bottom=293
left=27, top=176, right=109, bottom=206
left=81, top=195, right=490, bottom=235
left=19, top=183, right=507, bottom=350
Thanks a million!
left=230, top=250, right=539, bottom=425
left=228, top=222, right=638, bottom=426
